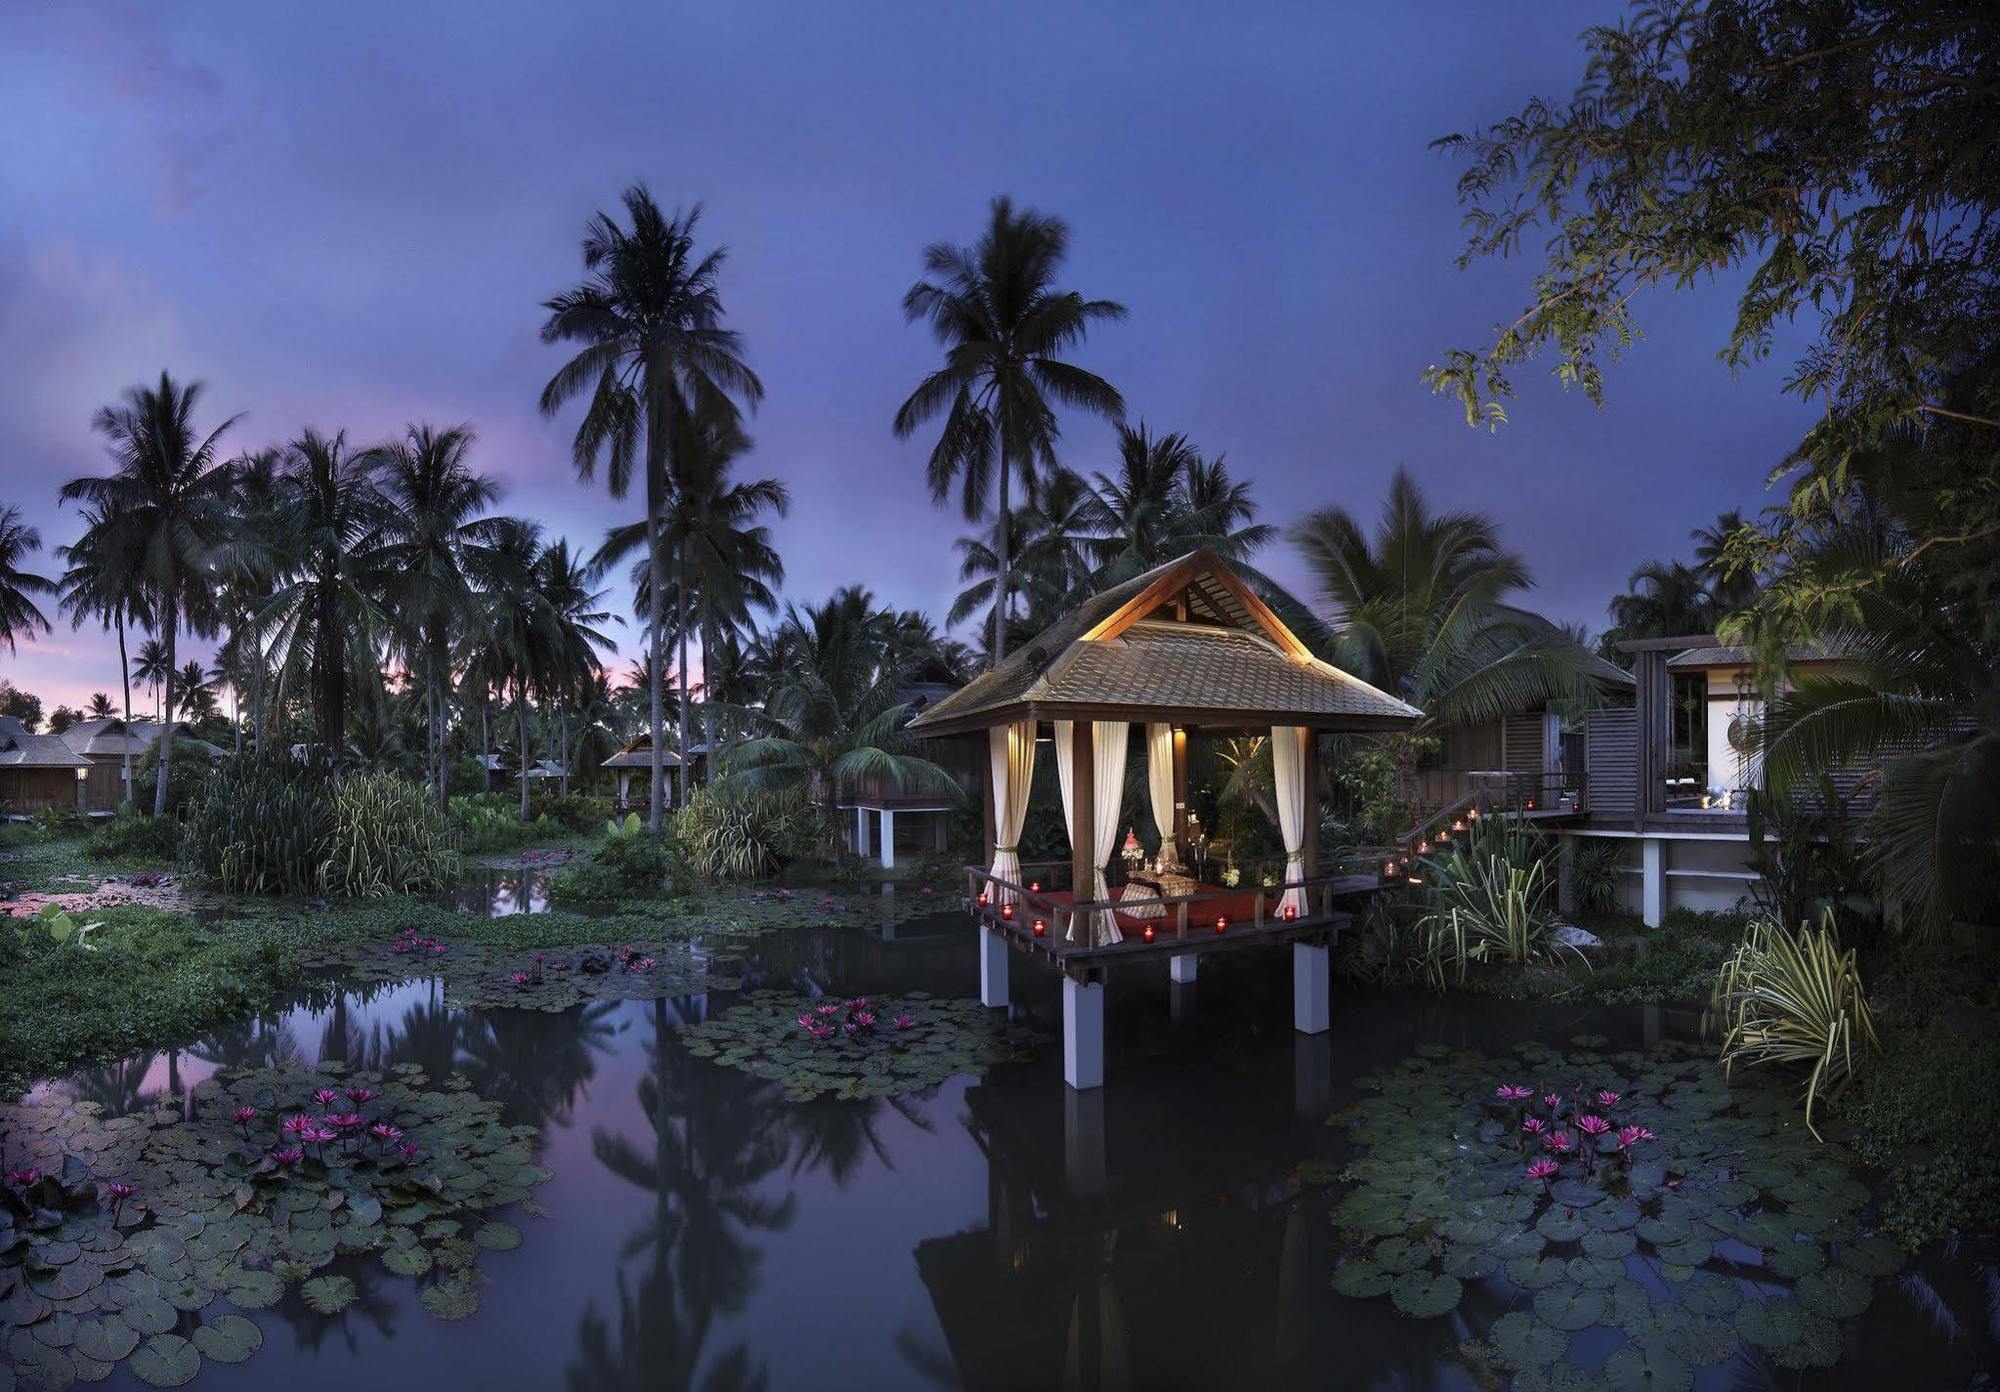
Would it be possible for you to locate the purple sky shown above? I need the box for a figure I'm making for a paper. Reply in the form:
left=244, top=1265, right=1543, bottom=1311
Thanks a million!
left=0, top=2, right=1813, bottom=714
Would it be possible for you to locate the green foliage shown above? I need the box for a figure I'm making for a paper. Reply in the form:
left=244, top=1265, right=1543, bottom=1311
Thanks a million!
left=1416, top=818, right=1584, bottom=988
left=548, top=826, right=691, bottom=901
left=526, top=790, right=611, bottom=832
left=1745, top=781, right=1878, bottom=937
left=0, top=1062, right=550, bottom=1385
left=13, top=902, right=101, bottom=951
left=677, top=785, right=815, bottom=880
left=135, top=739, right=216, bottom=819
left=683, top=989, right=1042, bottom=1101
left=1325, top=738, right=1419, bottom=847
left=450, top=793, right=549, bottom=853
left=1568, top=839, right=1625, bottom=916
left=185, top=758, right=334, bottom=895
left=82, top=804, right=181, bottom=862
left=1711, top=917, right=1879, bottom=1137
left=322, top=771, right=460, bottom=898
left=188, top=762, right=456, bottom=897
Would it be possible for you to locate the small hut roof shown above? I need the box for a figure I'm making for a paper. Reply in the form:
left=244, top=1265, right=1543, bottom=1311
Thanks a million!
left=908, top=549, right=1422, bottom=735
left=0, top=717, right=90, bottom=768
left=600, top=736, right=685, bottom=770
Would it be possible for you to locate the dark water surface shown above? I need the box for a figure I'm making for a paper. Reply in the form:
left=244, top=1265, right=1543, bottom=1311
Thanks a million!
left=18, top=906, right=1999, bottom=1391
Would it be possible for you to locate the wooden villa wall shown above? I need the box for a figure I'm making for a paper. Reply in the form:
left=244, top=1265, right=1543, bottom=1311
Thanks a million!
left=82, top=761, right=128, bottom=812
left=0, top=768, right=80, bottom=814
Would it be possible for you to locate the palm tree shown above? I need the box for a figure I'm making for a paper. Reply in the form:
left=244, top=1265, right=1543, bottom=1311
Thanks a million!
left=87, top=693, right=114, bottom=719
left=1602, top=560, right=1717, bottom=653
left=534, top=538, right=618, bottom=798
left=1691, top=509, right=1759, bottom=614
left=1292, top=467, right=1602, bottom=755
left=540, top=185, right=764, bottom=825
left=0, top=506, right=54, bottom=653
left=56, top=505, right=147, bottom=796
left=949, top=467, right=1106, bottom=640
left=484, top=521, right=559, bottom=819
left=218, top=448, right=288, bottom=756
left=260, top=429, right=394, bottom=756
left=718, top=587, right=960, bottom=850
left=133, top=638, right=171, bottom=721
left=598, top=405, right=787, bottom=785
left=175, top=660, right=217, bottom=722
left=61, top=372, right=241, bottom=814
left=378, top=423, right=508, bottom=809
left=894, top=196, right=1126, bottom=665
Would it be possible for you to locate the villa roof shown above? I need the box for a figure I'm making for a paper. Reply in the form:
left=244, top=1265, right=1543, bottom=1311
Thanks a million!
left=60, top=718, right=223, bottom=760
left=0, top=717, right=91, bottom=769
left=908, top=549, right=1423, bottom=736
left=1666, top=641, right=1848, bottom=670
left=601, top=737, right=685, bottom=770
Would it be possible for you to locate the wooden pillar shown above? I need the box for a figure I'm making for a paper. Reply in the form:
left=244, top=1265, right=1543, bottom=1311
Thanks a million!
left=1301, top=730, right=1321, bottom=882
left=1172, top=725, right=1190, bottom=859
left=979, top=732, right=996, bottom=868
left=1070, top=720, right=1096, bottom=901
left=1634, top=651, right=1663, bottom=830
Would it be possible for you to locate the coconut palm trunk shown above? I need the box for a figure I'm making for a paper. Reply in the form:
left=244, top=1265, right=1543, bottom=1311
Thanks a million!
left=155, top=594, right=176, bottom=816
left=518, top=678, right=532, bottom=822
left=647, top=510, right=667, bottom=827
left=993, top=404, right=1011, bottom=663
left=116, top=606, right=133, bottom=803
left=677, top=542, right=692, bottom=804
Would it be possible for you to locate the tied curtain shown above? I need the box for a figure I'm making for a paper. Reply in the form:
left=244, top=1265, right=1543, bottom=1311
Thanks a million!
left=1146, top=722, right=1179, bottom=869
left=1272, top=725, right=1309, bottom=918
left=988, top=721, right=1036, bottom=903
left=1055, top=720, right=1131, bottom=946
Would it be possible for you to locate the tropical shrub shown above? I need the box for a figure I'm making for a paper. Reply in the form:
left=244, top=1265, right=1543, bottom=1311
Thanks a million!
left=135, top=739, right=217, bottom=818
left=82, top=804, right=180, bottom=862
left=526, top=790, right=611, bottom=832
left=677, top=786, right=815, bottom=880
left=549, top=827, right=691, bottom=901
left=1709, top=915, right=1879, bottom=1137
left=1566, top=838, right=1624, bottom=915
left=1415, top=818, right=1584, bottom=988
left=185, top=758, right=335, bottom=896
left=323, top=772, right=460, bottom=899
left=12, top=903, right=100, bottom=951
left=1745, top=780, right=1878, bottom=938
left=450, top=795, right=549, bottom=853
left=28, top=806, right=83, bottom=840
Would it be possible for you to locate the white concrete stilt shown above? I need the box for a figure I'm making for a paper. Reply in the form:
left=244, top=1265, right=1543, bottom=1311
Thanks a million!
left=978, top=925, right=1009, bottom=1008
left=1063, top=976, right=1105, bottom=1090
left=1168, top=953, right=1198, bottom=984
left=1293, top=942, right=1330, bottom=1035
left=1170, top=979, right=1196, bottom=1025
left=1641, top=837, right=1665, bottom=928
left=1064, top=1086, right=1107, bottom=1197
left=855, top=806, right=871, bottom=859
left=878, top=809, right=896, bottom=869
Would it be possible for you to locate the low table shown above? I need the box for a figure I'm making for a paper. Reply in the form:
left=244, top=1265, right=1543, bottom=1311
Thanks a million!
left=1117, top=870, right=1201, bottom=920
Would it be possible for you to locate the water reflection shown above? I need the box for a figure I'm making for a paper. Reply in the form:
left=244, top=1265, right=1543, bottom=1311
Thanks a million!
left=17, top=913, right=1999, bottom=1391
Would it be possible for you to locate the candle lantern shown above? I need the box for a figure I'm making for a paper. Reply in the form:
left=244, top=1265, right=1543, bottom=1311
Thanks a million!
left=1452, top=818, right=1467, bottom=833
left=1001, top=902, right=1015, bottom=921
left=1029, top=880, right=1040, bottom=893
left=1214, top=915, right=1228, bottom=934
left=977, top=889, right=989, bottom=907
left=1141, top=923, right=1155, bottom=944
left=1032, top=917, right=1046, bottom=937
left=1281, top=903, right=1298, bottom=922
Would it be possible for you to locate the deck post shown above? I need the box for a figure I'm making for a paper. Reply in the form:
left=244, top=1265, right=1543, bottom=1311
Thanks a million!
left=854, top=806, right=871, bottom=858
left=1293, top=941, right=1330, bottom=1035
left=1168, top=953, right=1197, bottom=984
left=979, top=925, right=1009, bottom=1008
left=1641, top=837, right=1665, bottom=928
left=1063, top=975, right=1105, bottom=1090
left=1172, top=725, right=1190, bottom=861
left=1301, top=731, right=1320, bottom=882
left=1294, top=1031, right=1332, bottom=1119
left=878, top=809, right=896, bottom=869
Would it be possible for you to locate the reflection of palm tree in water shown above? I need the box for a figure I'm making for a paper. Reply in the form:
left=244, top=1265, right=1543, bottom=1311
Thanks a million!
left=67, top=1054, right=161, bottom=1118
left=266, top=1254, right=401, bottom=1356
left=786, top=1092, right=934, bottom=1189
left=568, top=997, right=795, bottom=1391
left=192, top=1014, right=304, bottom=1075
left=459, top=1001, right=617, bottom=1130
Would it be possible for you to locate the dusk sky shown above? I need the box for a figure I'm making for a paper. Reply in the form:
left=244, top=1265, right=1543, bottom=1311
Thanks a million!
left=0, top=2, right=1815, bottom=714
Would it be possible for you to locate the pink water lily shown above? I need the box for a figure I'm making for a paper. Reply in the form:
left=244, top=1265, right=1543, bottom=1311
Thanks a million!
left=1542, top=1092, right=1563, bottom=1112
left=344, top=1088, right=374, bottom=1105
left=1495, top=1084, right=1533, bottom=1102
left=281, top=1114, right=314, bottom=1138
left=1544, top=1130, right=1576, bottom=1154
left=815, top=1003, right=839, bottom=1016
left=510, top=972, right=530, bottom=986
left=233, top=1106, right=258, bottom=1131
left=895, top=1015, right=915, bottom=1031
left=313, top=1089, right=340, bottom=1109
left=1596, top=1090, right=1621, bottom=1107
left=327, top=1113, right=365, bottom=1130
left=1577, top=1115, right=1612, bottom=1136
left=7, top=1167, right=40, bottom=1187
left=369, top=1123, right=403, bottom=1143
left=398, top=1142, right=421, bottom=1161
left=852, top=1010, right=877, bottom=1029
left=1521, top=1116, right=1547, bottom=1135
left=797, top=1014, right=816, bottom=1030
left=305, top=1125, right=338, bottom=1146
left=271, top=1148, right=305, bottom=1167
left=105, top=1181, right=136, bottom=1199
left=1525, top=1158, right=1560, bottom=1181
left=1617, top=1125, right=1656, bottom=1150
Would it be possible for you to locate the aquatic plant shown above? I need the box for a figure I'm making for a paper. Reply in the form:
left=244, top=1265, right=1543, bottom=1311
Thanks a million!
left=0, top=1061, right=549, bottom=1386
left=321, top=771, right=462, bottom=898
left=684, top=990, right=1042, bottom=1101
left=1327, top=1037, right=1904, bottom=1379
left=1414, top=817, right=1583, bottom=987
left=675, top=785, right=816, bottom=880
left=1710, top=915, right=1879, bottom=1137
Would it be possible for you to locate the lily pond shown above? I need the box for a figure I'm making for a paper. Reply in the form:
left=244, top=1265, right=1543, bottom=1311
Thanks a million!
left=4, top=886, right=1996, bottom=1391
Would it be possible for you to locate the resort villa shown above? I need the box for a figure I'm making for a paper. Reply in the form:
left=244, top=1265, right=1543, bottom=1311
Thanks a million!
left=0, top=717, right=224, bottom=815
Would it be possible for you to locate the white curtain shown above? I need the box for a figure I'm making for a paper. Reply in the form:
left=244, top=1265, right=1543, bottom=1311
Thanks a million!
left=988, top=721, right=1036, bottom=903
left=1055, top=720, right=1132, bottom=946
left=1272, top=725, right=1309, bottom=918
left=1146, top=722, right=1179, bottom=869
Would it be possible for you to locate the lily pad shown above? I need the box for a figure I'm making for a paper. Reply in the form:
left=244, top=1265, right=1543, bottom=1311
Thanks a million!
left=222, top=1269, right=284, bottom=1310
left=419, top=1277, right=481, bottom=1321
left=129, top=1333, right=201, bottom=1388
left=1795, top=1267, right=1871, bottom=1319
left=1489, top=1309, right=1567, bottom=1369
left=472, top=1221, right=521, bottom=1253
left=1533, top=1285, right=1608, bottom=1331
left=1388, top=1270, right=1461, bottom=1318
left=72, top=1315, right=139, bottom=1364
left=190, top=1313, right=262, bottom=1363
left=300, top=1275, right=357, bottom=1315
left=1604, top=1344, right=1693, bottom=1392
left=1331, top=1259, right=1392, bottom=1299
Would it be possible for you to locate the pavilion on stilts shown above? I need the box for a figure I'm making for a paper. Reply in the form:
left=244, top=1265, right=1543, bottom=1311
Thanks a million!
left=907, top=548, right=1423, bottom=1090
